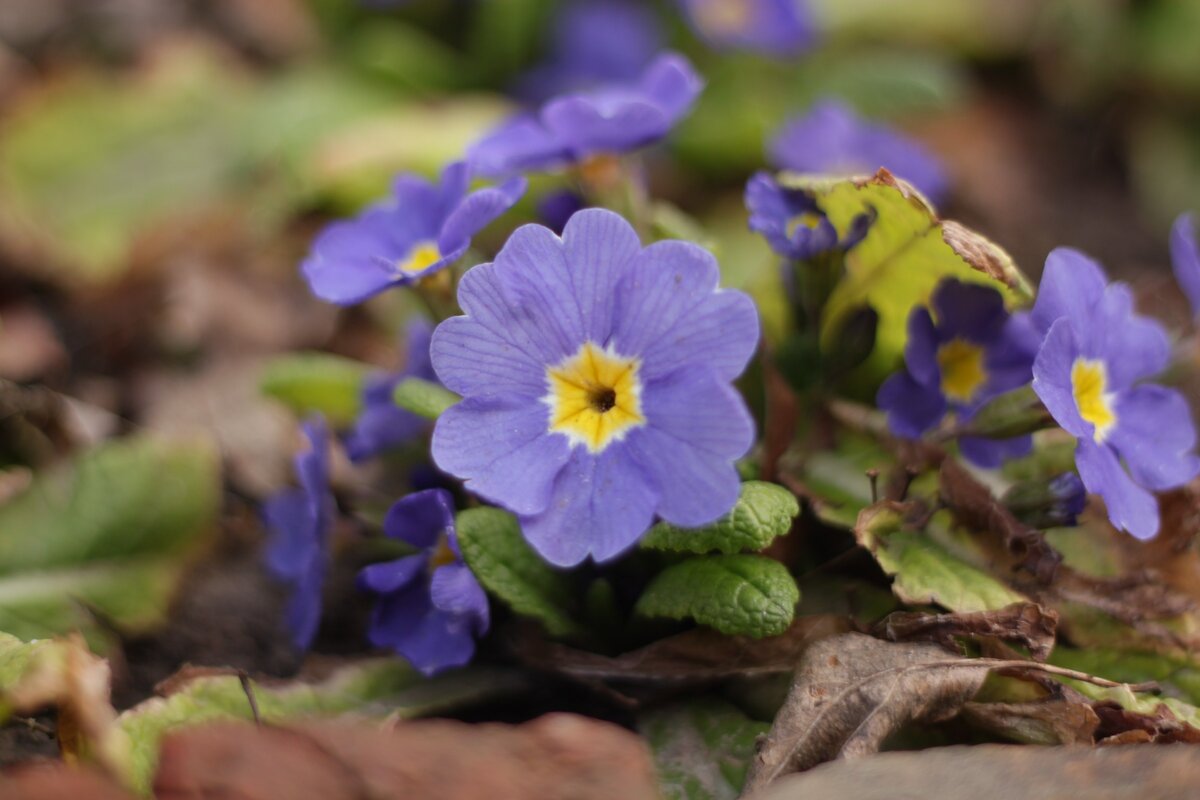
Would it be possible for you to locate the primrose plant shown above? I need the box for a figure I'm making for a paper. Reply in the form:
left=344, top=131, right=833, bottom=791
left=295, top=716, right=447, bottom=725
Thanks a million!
left=261, top=6, right=1200, bottom=678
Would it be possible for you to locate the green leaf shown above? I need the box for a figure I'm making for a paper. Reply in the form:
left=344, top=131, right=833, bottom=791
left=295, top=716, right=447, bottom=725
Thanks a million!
left=0, top=436, right=219, bottom=643
left=784, top=172, right=1032, bottom=385
left=640, top=482, right=799, bottom=554
left=799, top=431, right=892, bottom=529
left=260, top=351, right=370, bottom=427
left=454, top=507, right=584, bottom=638
left=1050, top=647, right=1200, bottom=708
left=635, top=555, right=800, bottom=638
left=392, top=377, right=460, bottom=421
left=854, top=503, right=1028, bottom=613
left=117, top=660, right=525, bottom=794
left=639, top=697, right=770, bottom=800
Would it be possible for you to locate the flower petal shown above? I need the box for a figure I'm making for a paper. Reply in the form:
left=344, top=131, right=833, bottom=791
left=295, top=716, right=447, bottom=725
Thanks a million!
left=611, top=240, right=759, bottom=381
left=367, top=581, right=477, bottom=676
left=958, top=434, right=1033, bottom=469
left=430, top=563, right=490, bottom=633
left=1171, top=212, right=1200, bottom=317
left=343, top=374, right=427, bottom=462
left=903, top=306, right=940, bottom=387
left=561, top=208, right=642, bottom=342
left=383, top=489, right=455, bottom=549
left=438, top=175, right=527, bottom=255
left=430, top=316, right=548, bottom=398
left=519, top=445, right=659, bottom=567
left=1031, top=318, right=1090, bottom=439
left=636, top=52, right=703, bottom=121
left=358, top=554, right=427, bottom=595
left=877, top=370, right=946, bottom=438
left=262, top=489, right=316, bottom=580
left=541, top=95, right=669, bottom=156
left=284, top=564, right=324, bottom=651
left=1110, top=384, right=1200, bottom=492
left=466, top=114, right=569, bottom=177
left=932, top=279, right=1007, bottom=343
left=626, top=365, right=753, bottom=526
left=1029, top=247, right=1107, bottom=334
left=432, top=396, right=572, bottom=516
left=1075, top=438, right=1160, bottom=540
left=1079, top=284, right=1169, bottom=389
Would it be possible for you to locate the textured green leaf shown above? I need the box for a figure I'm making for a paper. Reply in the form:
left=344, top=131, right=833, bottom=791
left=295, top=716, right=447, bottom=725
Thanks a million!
left=641, top=482, right=799, bottom=554
left=392, top=377, right=460, bottom=421
left=454, top=508, right=583, bottom=638
left=0, top=436, right=219, bottom=642
left=783, top=172, right=1031, bottom=384
left=854, top=503, right=1027, bottom=613
left=260, top=351, right=370, bottom=426
left=117, top=661, right=524, bottom=794
left=635, top=555, right=800, bottom=638
left=639, top=697, right=770, bottom=800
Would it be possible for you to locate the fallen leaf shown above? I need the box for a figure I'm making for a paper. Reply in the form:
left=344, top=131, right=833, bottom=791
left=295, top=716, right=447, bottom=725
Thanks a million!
left=153, top=715, right=659, bottom=800
left=960, top=693, right=1099, bottom=745
left=0, top=765, right=135, bottom=800
left=639, top=698, right=769, bottom=800
left=741, top=633, right=990, bottom=794
left=874, top=602, right=1058, bottom=661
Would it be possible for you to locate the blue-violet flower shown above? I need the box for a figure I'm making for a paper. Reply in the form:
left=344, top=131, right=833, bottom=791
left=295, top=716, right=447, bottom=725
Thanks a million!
left=769, top=99, right=948, bottom=203
left=679, top=0, right=815, bottom=56
left=301, top=161, right=526, bottom=306
left=359, top=489, right=489, bottom=676
left=745, top=171, right=869, bottom=260
left=344, top=320, right=438, bottom=462
left=1170, top=211, right=1200, bottom=318
left=468, top=54, right=703, bottom=178
left=263, top=417, right=335, bottom=650
left=1027, top=248, right=1199, bottom=539
left=877, top=278, right=1037, bottom=468
left=429, top=209, right=759, bottom=566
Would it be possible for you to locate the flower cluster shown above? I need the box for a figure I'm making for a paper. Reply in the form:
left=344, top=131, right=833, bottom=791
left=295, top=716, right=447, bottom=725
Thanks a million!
left=745, top=171, right=870, bottom=260
left=430, top=209, right=759, bottom=566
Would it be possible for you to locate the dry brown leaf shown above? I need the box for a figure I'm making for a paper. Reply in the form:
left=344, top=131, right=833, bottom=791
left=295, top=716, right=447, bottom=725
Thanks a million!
left=741, top=633, right=991, bottom=795
left=960, top=695, right=1099, bottom=745
left=874, top=602, right=1058, bottom=662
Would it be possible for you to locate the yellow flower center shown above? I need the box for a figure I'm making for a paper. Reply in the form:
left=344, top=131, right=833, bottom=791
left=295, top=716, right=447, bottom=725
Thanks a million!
left=787, top=212, right=825, bottom=237
left=936, top=338, right=987, bottom=403
left=397, top=241, right=441, bottom=276
left=691, top=0, right=751, bottom=35
left=544, top=342, right=646, bottom=453
left=1071, top=357, right=1116, bottom=442
left=429, top=533, right=456, bottom=570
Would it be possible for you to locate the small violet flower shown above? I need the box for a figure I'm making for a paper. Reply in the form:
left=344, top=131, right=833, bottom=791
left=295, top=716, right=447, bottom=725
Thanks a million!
left=518, top=0, right=663, bottom=101
left=301, top=161, right=526, bottom=306
left=344, top=320, right=438, bottom=462
left=430, top=209, right=759, bottom=566
left=358, top=489, right=489, bottom=676
left=1027, top=248, right=1200, bottom=539
left=468, top=53, right=703, bottom=177
left=1170, top=211, right=1200, bottom=318
left=877, top=279, right=1037, bottom=468
left=769, top=99, right=948, bottom=204
left=263, top=418, right=335, bottom=650
left=745, top=171, right=869, bottom=260
left=679, top=0, right=815, bottom=56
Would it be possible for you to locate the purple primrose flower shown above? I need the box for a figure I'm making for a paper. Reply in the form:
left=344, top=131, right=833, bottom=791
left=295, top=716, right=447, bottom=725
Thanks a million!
left=1028, top=248, right=1199, bottom=539
left=468, top=53, right=703, bottom=177
left=679, top=0, right=815, bottom=56
left=1170, top=212, right=1200, bottom=318
left=301, top=161, right=526, bottom=306
left=745, top=171, right=869, bottom=260
left=344, top=320, right=438, bottom=462
left=877, top=278, right=1036, bottom=468
left=358, top=489, right=489, bottom=676
left=263, top=418, right=335, bottom=650
left=769, top=99, right=948, bottom=203
left=429, top=209, right=759, bottom=566
left=518, top=1, right=663, bottom=101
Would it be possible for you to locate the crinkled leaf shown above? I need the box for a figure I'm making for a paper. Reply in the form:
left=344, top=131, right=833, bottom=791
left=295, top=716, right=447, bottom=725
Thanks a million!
left=876, top=602, right=1059, bottom=662
left=118, top=660, right=526, bottom=794
left=260, top=351, right=370, bottom=427
left=743, top=632, right=989, bottom=794
left=0, top=436, right=219, bottom=642
left=634, top=555, right=799, bottom=638
left=454, top=508, right=583, bottom=638
left=782, top=170, right=1032, bottom=382
left=854, top=502, right=1028, bottom=613
left=640, top=482, right=799, bottom=555
left=639, top=698, right=769, bottom=800
left=392, top=377, right=460, bottom=421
